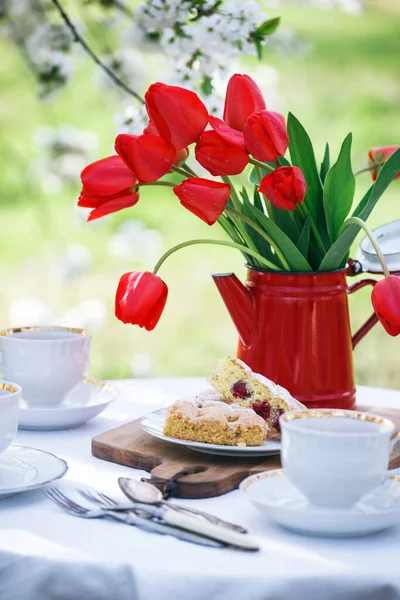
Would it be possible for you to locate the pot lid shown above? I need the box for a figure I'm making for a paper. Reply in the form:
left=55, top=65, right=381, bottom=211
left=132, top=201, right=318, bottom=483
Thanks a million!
left=355, top=219, right=400, bottom=274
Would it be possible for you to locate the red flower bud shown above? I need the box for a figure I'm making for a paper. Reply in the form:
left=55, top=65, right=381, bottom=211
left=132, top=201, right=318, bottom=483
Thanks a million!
left=368, top=146, right=400, bottom=181
left=243, top=110, right=289, bottom=163
left=115, top=271, right=168, bottom=330
left=78, top=155, right=139, bottom=221
left=372, top=275, right=400, bottom=336
left=145, top=83, right=208, bottom=150
left=223, top=74, right=266, bottom=132
left=114, top=133, right=176, bottom=183
left=173, top=177, right=230, bottom=225
left=259, top=166, right=306, bottom=211
left=195, top=130, right=249, bottom=176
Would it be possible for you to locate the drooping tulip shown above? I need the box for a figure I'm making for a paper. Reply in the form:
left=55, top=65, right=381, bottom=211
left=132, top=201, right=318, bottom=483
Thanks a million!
left=368, top=146, right=400, bottom=181
left=243, top=110, right=289, bottom=163
left=259, top=166, right=306, bottom=211
left=115, top=271, right=168, bottom=330
left=114, top=133, right=176, bottom=183
left=78, top=155, right=139, bottom=221
left=195, top=130, right=249, bottom=176
left=371, top=275, right=400, bottom=336
left=223, top=74, right=266, bottom=132
left=173, top=178, right=231, bottom=225
left=145, top=83, right=208, bottom=150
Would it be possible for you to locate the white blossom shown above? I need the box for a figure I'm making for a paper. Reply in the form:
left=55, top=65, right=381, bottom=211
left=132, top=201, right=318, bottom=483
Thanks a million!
left=135, top=0, right=192, bottom=32
left=114, top=105, right=149, bottom=136
left=96, top=49, right=146, bottom=95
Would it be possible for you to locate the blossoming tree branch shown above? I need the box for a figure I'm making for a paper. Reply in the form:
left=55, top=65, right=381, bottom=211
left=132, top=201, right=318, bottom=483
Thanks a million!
left=78, top=74, right=400, bottom=335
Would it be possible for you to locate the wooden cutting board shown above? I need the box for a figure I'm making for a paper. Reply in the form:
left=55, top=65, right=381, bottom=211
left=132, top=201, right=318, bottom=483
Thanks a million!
left=92, top=404, right=400, bottom=499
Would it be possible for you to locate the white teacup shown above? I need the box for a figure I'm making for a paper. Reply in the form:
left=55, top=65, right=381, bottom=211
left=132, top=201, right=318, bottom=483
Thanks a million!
left=280, top=409, right=400, bottom=508
left=0, top=381, right=21, bottom=454
left=0, top=326, right=92, bottom=408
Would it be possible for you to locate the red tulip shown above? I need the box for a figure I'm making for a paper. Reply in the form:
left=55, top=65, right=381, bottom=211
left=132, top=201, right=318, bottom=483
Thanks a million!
left=259, top=166, right=306, bottom=211
left=114, top=133, right=176, bottom=184
left=368, top=146, right=400, bottom=181
left=195, top=130, right=249, bottom=176
left=145, top=83, right=208, bottom=150
left=223, top=74, right=266, bottom=132
left=173, top=178, right=230, bottom=225
left=372, top=275, right=400, bottom=336
left=115, top=271, right=168, bottom=330
left=243, top=110, right=289, bottom=163
left=78, top=155, right=139, bottom=221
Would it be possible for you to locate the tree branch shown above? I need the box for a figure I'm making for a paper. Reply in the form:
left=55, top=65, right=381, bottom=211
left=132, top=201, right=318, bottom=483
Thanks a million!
left=50, top=0, right=144, bottom=104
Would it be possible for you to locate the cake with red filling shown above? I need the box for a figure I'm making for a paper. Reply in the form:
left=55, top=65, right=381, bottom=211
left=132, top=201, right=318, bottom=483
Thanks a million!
left=208, top=356, right=306, bottom=438
left=163, top=399, right=267, bottom=446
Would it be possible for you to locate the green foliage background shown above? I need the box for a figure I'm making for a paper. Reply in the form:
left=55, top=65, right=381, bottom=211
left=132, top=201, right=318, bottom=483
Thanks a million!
left=1, top=1, right=400, bottom=387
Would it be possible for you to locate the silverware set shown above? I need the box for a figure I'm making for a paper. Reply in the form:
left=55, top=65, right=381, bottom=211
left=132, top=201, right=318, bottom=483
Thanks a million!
left=44, top=478, right=259, bottom=551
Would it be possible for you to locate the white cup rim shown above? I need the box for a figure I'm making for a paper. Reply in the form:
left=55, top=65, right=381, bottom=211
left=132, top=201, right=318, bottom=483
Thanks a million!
left=0, top=326, right=91, bottom=340
left=280, top=409, right=394, bottom=436
left=0, top=379, right=22, bottom=396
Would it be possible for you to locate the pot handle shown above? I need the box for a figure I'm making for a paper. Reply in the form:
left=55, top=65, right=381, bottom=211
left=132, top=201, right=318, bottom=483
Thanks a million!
left=348, top=279, right=378, bottom=349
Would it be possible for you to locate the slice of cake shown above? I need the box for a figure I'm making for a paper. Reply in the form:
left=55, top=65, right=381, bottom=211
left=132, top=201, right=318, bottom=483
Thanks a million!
left=163, top=399, right=267, bottom=446
left=208, top=356, right=306, bottom=438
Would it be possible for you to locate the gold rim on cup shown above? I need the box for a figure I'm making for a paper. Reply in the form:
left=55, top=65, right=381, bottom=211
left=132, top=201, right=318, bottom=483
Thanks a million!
left=0, top=382, right=21, bottom=394
left=0, top=326, right=90, bottom=337
left=280, top=409, right=394, bottom=433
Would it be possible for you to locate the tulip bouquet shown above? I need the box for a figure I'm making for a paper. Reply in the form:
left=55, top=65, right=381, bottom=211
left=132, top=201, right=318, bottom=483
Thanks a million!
left=78, top=75, right=400, bottom=335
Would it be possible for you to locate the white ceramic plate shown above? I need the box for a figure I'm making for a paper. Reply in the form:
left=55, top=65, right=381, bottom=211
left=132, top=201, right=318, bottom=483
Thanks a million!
left=0, top=445, right=68, bottom=498
left=18, top=380, right=119, bottom=431
left=240, top=469, right=400, bottom=537
left=141, top=408, right=281, bottom=457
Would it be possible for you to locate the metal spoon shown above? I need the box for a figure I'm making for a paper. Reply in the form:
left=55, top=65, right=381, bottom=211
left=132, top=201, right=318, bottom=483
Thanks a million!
left=118, top=477, right=247, bottom=534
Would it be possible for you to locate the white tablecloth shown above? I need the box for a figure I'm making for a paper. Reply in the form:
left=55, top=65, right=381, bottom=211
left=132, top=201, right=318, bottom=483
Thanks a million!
left=1, top=379, right=400, bottom=600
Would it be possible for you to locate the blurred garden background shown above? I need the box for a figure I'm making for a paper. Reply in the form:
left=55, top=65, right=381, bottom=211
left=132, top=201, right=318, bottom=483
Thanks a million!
left=1, top=0, right=400, bottom=387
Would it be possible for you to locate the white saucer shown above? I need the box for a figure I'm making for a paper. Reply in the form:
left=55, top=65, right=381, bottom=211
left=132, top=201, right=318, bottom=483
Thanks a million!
left=240, top=469, right=400, bottom=537
left=141, top=408, right=281, bottom=457
left=0, top=445, right=68, bottom=498
left=18, top=379, right=119, bottom=430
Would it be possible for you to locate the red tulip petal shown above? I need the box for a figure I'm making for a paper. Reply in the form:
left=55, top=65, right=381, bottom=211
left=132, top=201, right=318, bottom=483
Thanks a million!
left=115, top=133, right=176, bottom=183
left=244, top=111, right=289, bottom=163
left=223, top=74, right=266, bottom=132
left=195, top=130, right=249, bottom=177
left=81, top=156, right=137, bottom=196
left=173, top=177, right=230, bottom=225
left=208, top=116, right=246, bottom=149
left=145, top=82, right=209, bottom=149
left=372, top=276, right=400, bottom=337
left=86, top=192, right=139, bottom=221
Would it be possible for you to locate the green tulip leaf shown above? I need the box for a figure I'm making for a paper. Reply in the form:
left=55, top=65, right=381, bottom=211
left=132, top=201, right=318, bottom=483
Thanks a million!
left=297, top=215, right=311, bottom=259
left=323, top=133, right=355, bottom=241
left=255, top=17, right=281, bottom=37
left=239, top=192, right=281, bottom=266
left=320, top=143, right=330, bottom=183
left=242, top=201, right=313, bottom=272
left=288, top=113, right=330, bottom=248
left=319, top=148, right=400, bottom=271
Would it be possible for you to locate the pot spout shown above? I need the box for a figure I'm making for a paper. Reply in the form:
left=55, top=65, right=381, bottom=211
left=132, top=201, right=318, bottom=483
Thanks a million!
left=212, top=273, right=254, bottom=347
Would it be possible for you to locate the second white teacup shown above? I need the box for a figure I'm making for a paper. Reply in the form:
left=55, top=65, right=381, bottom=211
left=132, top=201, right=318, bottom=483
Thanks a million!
left=280, top=409, right=400, bottom=508
left=0, top=380, right=21, bottom=454
left=0, top=326, right=91, bottom=408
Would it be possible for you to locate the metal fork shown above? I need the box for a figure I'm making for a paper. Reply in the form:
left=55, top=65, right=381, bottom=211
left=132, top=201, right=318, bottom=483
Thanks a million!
left=44, top=487, right=223, bottom=548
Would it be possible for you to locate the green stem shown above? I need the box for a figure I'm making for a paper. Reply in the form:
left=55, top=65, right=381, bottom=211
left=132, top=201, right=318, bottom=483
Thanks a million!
left=353, top=164, right=376, bottom=176
left=152, top=239, right=281, bottom=275
left=171, top=165, right=193, bottom=178
left=221, top=175, right=241, bottom=211
left=141, top=181, right=176, bottom=188
left=339, top=216, right=390, bottom=278
left=182, top=162, right=198, bottom=177
left=249, top=158, right=275, bottom=173
left=224, top=206, right=290, bottom=271
left=297, top=202, right=326, bottom=257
